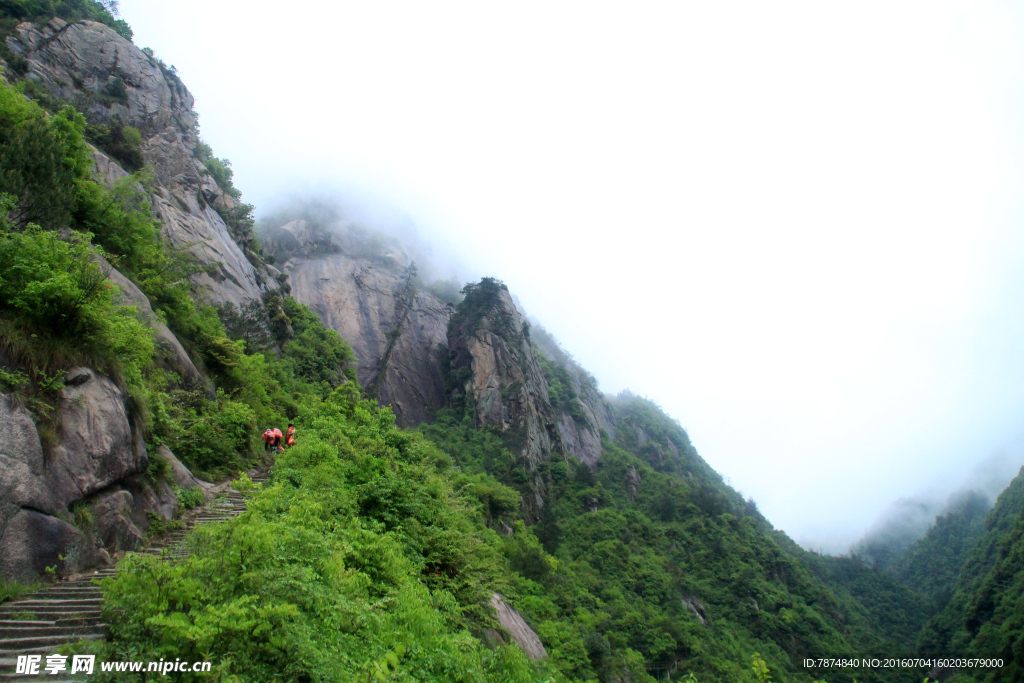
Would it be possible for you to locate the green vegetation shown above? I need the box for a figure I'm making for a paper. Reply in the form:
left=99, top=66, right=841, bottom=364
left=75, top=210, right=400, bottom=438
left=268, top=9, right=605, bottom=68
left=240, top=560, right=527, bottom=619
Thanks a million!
left=174, top=485, right=205, bottom=511
left=893, top=491, right=991, bottom=609
left=92, top=386, right=554, bottom=682
left=0, top=0, right=131, bottom=40
left=914, top=469, right=1024, bottom=682
left=0, top=578, right=39, bottom=605
left=536, top=350, right=588, bottom=426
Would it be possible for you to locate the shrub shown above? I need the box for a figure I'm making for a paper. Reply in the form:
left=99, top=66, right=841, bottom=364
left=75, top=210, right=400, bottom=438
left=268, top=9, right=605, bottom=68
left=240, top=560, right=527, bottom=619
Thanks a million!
left=0, top=95, right=89, bottom=230
left=281, top=297, right=354, bottom=386
left=0, top=216, right=154, bottom=383
left=85, top=115, right=145, bottom=171
left=176, top=486, right=205, bottom=511
left=152, top=389, right=256, bottom=478
left=96, top=387, right=552, bottom=683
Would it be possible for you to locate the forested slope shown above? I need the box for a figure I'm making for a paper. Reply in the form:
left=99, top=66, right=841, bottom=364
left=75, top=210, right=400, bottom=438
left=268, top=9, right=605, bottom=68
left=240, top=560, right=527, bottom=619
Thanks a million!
left=916, top=469, right=1024, bottom=682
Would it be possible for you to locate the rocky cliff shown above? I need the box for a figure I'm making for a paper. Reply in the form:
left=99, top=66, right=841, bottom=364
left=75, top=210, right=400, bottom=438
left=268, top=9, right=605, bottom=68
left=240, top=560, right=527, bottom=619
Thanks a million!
left=0, top=366, right=204, bottom=581
left=4, top=18, right=278, bottom=308
left=265, top=219, right=453, bottom=426
left=448, top=281, right=556, bottom=498
left=445, top=279, right=621, bottom=515
left=266, top=214, right=619, bottom=495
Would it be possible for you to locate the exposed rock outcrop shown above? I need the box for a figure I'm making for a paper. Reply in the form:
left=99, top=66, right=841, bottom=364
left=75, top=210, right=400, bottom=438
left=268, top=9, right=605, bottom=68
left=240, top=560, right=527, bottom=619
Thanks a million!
left=271, top=220, right=452, bottom=426
left=447, top=282, right=557, bottom=512
left=49, top=367, right=146, bottom=510
left=531, top=328, right=615, bottom=468
left=490, top=593, right=548, bottom=660
left=0, top=367, right=205, bottom=581
left=625, top=464, right=641, bottom=500
left=5, top=18, right=276, bottom=307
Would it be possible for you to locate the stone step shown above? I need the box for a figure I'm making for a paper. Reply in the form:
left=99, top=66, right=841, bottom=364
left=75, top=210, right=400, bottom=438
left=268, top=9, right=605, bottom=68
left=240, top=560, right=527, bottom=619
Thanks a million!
left=22, top=585, right=99, bottom=593
left=0, top=608, right=101, bottom=618
left=0, top=625, right=106, bottom=639
left=0, top=616, right=101, bottom=625
left=0, top=468, right=268, bottom=663
left=0, top=632, right=105, bottom=653
left=19, top=591, right=101, bottom=601
left=7, top=599, right=101, bottom=609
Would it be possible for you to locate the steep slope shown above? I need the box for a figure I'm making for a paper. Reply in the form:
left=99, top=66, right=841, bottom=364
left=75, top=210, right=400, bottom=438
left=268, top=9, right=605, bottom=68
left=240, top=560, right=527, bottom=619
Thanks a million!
left=3, top=17, right=280, bottom=307
left=893, top=490, right=991, bottom=609
left=420, top=283, right=931, bottom=683
left=916, top=467, right=1024, bottom=680
left=264, top=218, right=453, bottom=426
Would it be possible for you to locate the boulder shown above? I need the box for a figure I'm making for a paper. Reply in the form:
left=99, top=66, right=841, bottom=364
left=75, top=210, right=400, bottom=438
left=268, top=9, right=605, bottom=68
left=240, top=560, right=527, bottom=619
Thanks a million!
left=0, top=508, right=95, bottom=582
left=0, top=365, right=176, bottom=581
left=123, top=476, right=176, bottom=531
left=490, top=594, right=548, bottom=660
left=157, top=444, right=208, bottom=491
left=0, top=395, right=58, bottom=515
left=90, top=488, right=144, bottom=553
left=47, top=367, right=144, bottom=510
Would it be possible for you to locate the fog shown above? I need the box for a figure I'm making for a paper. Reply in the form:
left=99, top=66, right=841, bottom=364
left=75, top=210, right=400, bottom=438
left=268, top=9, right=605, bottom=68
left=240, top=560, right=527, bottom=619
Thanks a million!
left=844, top=451, right=1023, bottom=561
left=255, top=193, right=469, bottom=291
left=119, top=1, right=1024, bottom=552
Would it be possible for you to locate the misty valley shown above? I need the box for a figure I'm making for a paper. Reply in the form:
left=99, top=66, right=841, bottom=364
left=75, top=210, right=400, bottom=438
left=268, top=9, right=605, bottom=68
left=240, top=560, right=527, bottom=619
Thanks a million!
left=1, top=2, right=1023, bottom=683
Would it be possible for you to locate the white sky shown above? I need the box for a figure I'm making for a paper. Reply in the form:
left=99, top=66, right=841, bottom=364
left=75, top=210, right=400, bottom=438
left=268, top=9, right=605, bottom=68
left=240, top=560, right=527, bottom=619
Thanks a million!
left=119, top=0, right=1024, bottom=552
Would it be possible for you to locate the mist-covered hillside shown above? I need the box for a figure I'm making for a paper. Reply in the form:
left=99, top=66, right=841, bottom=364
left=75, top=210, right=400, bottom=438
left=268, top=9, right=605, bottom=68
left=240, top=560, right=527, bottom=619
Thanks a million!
left=0, top=3, right=1020, bottom=682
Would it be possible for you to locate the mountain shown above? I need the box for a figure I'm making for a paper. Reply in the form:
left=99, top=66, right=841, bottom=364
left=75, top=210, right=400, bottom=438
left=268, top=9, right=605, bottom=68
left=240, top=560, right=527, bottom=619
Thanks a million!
left=0, top=4, right=1019, bottom=682
left=915, top=468, right=1024, bottom=682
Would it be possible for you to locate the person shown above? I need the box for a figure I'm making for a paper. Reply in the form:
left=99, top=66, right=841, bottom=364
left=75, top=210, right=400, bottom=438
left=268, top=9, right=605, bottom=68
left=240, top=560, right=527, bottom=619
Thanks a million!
left=271, top=427, right=284, bottom=453
left=262, top=428, right=276, bottom=452
left=286, top=423, right=296, bottom=448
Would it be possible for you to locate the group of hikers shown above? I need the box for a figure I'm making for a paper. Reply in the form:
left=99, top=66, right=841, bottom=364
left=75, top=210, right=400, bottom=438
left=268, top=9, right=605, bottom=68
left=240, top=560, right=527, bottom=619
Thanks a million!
left=262, top=423, right=296, bottom=453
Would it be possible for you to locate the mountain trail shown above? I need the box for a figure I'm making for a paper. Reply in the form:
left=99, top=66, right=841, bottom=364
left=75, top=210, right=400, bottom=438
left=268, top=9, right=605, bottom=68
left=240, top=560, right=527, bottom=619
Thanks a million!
left=0, top=468, right=270, bottom=682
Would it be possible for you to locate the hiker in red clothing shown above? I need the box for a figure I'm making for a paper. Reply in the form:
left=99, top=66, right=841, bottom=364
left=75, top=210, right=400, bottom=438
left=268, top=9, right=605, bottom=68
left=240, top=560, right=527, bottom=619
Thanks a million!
left=271, top=427, right=284, bottom=453
left=285, top=423, right=296, bottom=448
left=262, top=428, right=275, bottom=452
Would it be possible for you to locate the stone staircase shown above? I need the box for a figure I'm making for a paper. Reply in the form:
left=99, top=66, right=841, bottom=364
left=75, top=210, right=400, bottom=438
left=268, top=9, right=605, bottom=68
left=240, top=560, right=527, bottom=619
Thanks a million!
left=0, top=469, right=268, bottom=682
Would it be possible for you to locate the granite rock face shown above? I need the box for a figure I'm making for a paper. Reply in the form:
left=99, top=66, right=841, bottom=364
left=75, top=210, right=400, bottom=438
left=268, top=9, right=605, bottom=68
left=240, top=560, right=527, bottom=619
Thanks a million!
left=490, top=593, right=548, bottom=660
left=0, top=509, right=98, bottom=582
left=0, top=368, right=204, bottom=581
left=447, top=283, right=558, bottom=512
left=5, top=18, right=276, bottom=307
left=271, top=220, right=452, bottom=426
left=0, top=369, right=140, bottom=580
left=49, top=367, right=146, bottom=510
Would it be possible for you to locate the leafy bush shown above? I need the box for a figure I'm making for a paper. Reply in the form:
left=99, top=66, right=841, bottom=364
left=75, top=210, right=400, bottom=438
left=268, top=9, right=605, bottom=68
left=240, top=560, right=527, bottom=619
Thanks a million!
left=145, top=452, right=171, bottom=483
left=152, top=389, right=256, bottom=478
left=282, top=297, right=355, bottom=386
left=85, top=115, right=144, bottom=171
left=0, top=215, right=154, bottom=384
left=0, top=93, right=89, bottom=230
left=176, top=486, right=205, bottom=511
